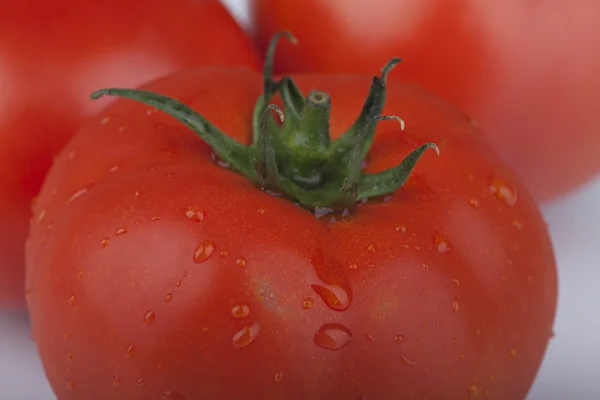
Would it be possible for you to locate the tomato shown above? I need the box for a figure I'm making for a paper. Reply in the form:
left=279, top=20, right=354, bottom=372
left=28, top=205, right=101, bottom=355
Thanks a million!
left=26, top=35, right=556, bottom=399
left=0, top=0, right=261, bottom=308
left=249, top=0, right=600, bottom=201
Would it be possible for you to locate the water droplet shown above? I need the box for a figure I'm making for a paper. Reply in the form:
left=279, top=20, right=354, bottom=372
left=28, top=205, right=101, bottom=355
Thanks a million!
left=67, top=188, right=88, bottom=205
left=146, top=108, right=158, bottom=116
left=175, top=280, right=182, bottom=288
left=112, top=375, right=121, bottom=387
left=311, top=282, right=351, bottom=312
left=100, top=237, right=110, bottom=248
left=77, top=269, right=84, bottom=279
left=161, top=391, right=186, bottom=400
left=67, top=352, right=73, bottom=360
left=65, top=332, right=71, bottom=340
left=144, top=310, right=156, bottom=325
left=37, top=209, right=47, bottom=223
left=115, top=227, right=127, bottom=236
left=395, top=224, right=407, bottom=233
left=490, top=179, right=518, bottom=206
left=184, top=206, right=206, bottom=222
left=136, top=378, right=145, bottom=386
left=69, top=295, right=76, bottom=306
left=400, top=354, right=417, bottom=366
left=348, top=263, right=358, bottom=271
left=193, top=239, right=215, bottom=263
left=220, top=250, right=228, bottom=257
left=164, top=293, right=173, bottom=303
left=469, top=198, right=480, bottom=208
left=100, top=116, right=111, bottom=125
left=109, top=165, right=119, bottom=172
left=468, top=383, right=481, bottom=396
left=433, top=233, right=451, bottom=253
left=134, top=191, right=141, bottom=197
left=422, top=262, right=429, bottom=272
left=512, top=219, right=523, bottom=230
left=475, top=329, right=481, bottom=336
left=151, top=216, right=161, bottom=222
left=232, top=322, right=260, bottom=349
left=314, top=323, right=352, bottom=350
left=67, top=379, right=74, bottom=389
left=258, top=207, right=266, bottom=214
left=156, top=364, right=164, bottom=371
left=273, top=371, right=284, bottom=382
left=302, top=297, right=315, bottom=309
left=394, top=334, right=405, bottom=344
left=231, top=304, right=250, bottom=319
left=235, top=257, right=247, bottom=268
left=449, top=368, right=456, bottom=375
left=509, top=349, right=517, bottom=357
left=367, top=244, right=376, bottom=253
left=125, top=345, right=135, bottom=359
left=452, top=298, right=459, bottom=313
left=458, top=353, right=464, bottom=360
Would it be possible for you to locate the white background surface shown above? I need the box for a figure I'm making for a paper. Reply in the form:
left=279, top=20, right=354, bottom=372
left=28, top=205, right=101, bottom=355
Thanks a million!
left=2, top=1, right=599, bottom=399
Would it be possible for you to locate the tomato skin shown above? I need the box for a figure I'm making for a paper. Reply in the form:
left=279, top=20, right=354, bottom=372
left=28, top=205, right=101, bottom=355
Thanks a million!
left=26, top=64, right=556, bottom=399
left=0, top=0, right=261, bottom=308
left=250, top=0, right=600, bottom=201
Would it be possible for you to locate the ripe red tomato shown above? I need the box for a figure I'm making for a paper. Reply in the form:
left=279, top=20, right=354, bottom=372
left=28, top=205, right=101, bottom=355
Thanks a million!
left=0, top=0, right=261, bottom=308
left=26, top=36, right=557, bottom=399
left=250, top=0, right=600, bottom=201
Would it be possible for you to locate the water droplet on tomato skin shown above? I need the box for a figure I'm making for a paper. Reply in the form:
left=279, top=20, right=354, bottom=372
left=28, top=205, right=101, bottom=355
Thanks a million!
left=452, top=298, right=459, bottom=314
left=433, top=233, right=451, bottom=253
left=100, top=237, right=110, bottom=248
left=314, top=323, right=352, bottom=350
left=489, top=179, right=518, bottom=206
left=468, top=383, right=481, bottom=397
left=469, top=198, right=480, bottom=208
left=193, top=240, right=215, bottom=263
left=69, top=295, right=76, bottom=306
left=144, top=310, right=156, bottom=325
left=115, top=227, right=127, bottom=236
left=112, top=375, right=121, bottom=387
left=184, top=206, right=205, bottom=222
left=232, top=322, right=260, bottom=349
left=125, top=345, right=135, bottom=359
left=509, top=348, right=517, bottom=357
left=136, top=378, right=145, bottom=386
left=394, top=334, right=405, bottom=344
left=66, top=379, right=74, bottom=389
left=302, top=297, right=315, bottom=309
left=273, top=371, right=284, bottom=382
left=66, top=187, right=88, bottom=205
left=161, top=391, right=186, bottom=400
left=231, top=304, right=250, bottom=319
left=311, top=283, right=351, bottom=312
left=164, top=293, right=173, bottom=303
left=235, top=257, right=247, bottom=268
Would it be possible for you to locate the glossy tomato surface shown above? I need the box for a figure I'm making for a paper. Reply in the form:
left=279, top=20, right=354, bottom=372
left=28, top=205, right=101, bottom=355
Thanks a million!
left=250, top=0, right=600, bottom=201
left=0, top=0, right=261, bottom=308
left=26, top=63, right=557, bottom=399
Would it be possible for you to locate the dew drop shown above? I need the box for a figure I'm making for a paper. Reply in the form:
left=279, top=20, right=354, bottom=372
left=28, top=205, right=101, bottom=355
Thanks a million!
left=161, top=391, right=186, bottom=400
left=144, top=310, right=156, bottom=325
left=273, top=371, right=284, bottom=382
left=433, top=233, right=451, bottom=253
left=395, top=224, right=407, bottom=233
left=66, top=188, right=88, bottom=205
left=100, top=116, right=111, bottom=125
left=193, top=239, right=215, bottom=263
left=164, top=293, right=173, bottom=303
left=422, top=262, right=429, bottom=272
left=452, top=278, right=460, bottom=286
left=348, top=263, right=358, bottom=271
left=394, top=334, right=405, bottom=344
left=67, top=352, right=73, bottom=360
left=468, top=383, right=481, bottom=397
left=112, top=375, right=121, bottom=387
left=109, top=165, right=119, bottom=172
left=257, top=207, right=266, bottom=214
left=146, top=108, right=158, bottom=116
left=151, top=216, right=161, bottom=222
left=400, top=354, right=417, bottom=366
left=314, top=323, right=352, bottom=350
left=125, top=345, right=135, bottom=359
left=469, top=198, right=480, bottom=208
left=37, top=209, right=47, bottom=223
left=509, top=348, right=517, bottom=357
left=100, top=237, right=110, bottom=248
left=452, top=298, right=459, bottom=314
left=184, top=206, right=206, bottom=222
left=232, top=322, right=260, bottom=349
left=367, top=244, right=376, bottom=253
left=220, top=250, right=228, bottom=257
left=490, top=179, right=518, bottom=206
left=77, top=269, right=84, bottom=279
left=458, top=353, right=464, bottom=360
left=302, top=297, right=315, bottom=309
left=175, top=280, right=182, bottom=288
left=69, top=295, right=76, bottom=306
left=115, top=227, right=127, bottom=236
left=67, top=379, right=74, bottom=389
left=231, top=303, right=250, bottom=319
left=512, top=219, right=524, bottom=230
left=311, top=282, right=351, bottom=311
left=136, top=378, right=145, bottom=387
left=235, top=257, right=247, bottom=268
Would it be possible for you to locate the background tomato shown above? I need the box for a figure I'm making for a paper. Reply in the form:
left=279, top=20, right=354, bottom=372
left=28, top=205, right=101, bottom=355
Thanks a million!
left=25, top=50, right=556, bottom=398
left=249, top=0, right=600, bottom=202
left=0, top=0, right=261, bottom=308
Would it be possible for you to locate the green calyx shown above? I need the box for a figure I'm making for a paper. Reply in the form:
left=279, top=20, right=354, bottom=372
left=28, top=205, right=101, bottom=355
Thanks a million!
left=90, top=31, right=438, bottom=211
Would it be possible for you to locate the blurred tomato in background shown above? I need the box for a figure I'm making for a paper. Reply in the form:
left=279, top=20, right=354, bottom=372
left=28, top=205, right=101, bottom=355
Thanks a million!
left=250, top=0, right=600, bottom=202
left=0, top=0, right=261, bottom=309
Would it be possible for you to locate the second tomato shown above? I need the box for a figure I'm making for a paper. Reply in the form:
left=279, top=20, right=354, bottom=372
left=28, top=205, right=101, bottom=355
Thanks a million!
left=250, top=0, right=600, bottom=201
left=0, top=0, right=261, bottom=308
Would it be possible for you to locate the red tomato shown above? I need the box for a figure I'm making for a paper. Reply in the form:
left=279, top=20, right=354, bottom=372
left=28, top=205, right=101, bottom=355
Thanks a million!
left=250, top=0, right=600, bottom=201
left=0, top=0, right=261, bottom=308
left=26, top=36, right=556, bottom=399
